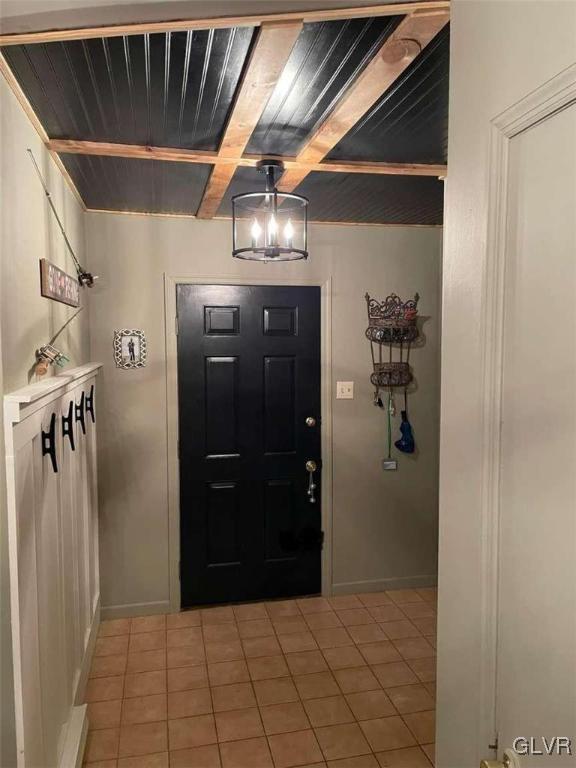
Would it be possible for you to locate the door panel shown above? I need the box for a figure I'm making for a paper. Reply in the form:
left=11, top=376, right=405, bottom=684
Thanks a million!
left=177, top=284, right=321, bottom=606
left=497, top=104, right=576, bottom=764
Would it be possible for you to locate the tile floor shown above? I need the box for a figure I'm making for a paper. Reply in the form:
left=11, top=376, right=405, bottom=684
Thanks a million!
left=84, top=588, right=437, bottom=768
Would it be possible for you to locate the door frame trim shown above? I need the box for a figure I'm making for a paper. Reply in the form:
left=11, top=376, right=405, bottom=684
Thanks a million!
left=477, top=63, right=576, bottom=754
left=164, top=274, right=333, bottom=612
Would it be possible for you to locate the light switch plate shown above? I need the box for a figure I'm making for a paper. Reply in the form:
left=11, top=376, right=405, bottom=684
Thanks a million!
left=336, top=381, right=354, bottom=399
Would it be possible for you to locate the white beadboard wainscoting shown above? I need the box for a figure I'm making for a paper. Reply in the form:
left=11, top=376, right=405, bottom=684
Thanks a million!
left=4, top=364, right=101, bottom=768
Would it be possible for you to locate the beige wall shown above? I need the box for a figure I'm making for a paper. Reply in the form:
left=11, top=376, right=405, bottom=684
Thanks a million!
left=437, top=2, right=576, bottom=766
left=0, top=77, right=90, bottom=767
left=86, top=213, right=442, bottom=615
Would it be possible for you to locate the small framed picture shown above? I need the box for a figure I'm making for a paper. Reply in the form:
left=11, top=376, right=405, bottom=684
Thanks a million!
left=113, top=329, right=147, bottom=369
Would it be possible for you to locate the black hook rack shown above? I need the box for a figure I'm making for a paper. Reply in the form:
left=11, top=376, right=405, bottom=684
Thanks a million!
left=75, top=391, right=86, bottom=435
left=42, top=413, right=58, bottom=473
left=62, top=400, right=75, bottom=451
left=85, top=384, right=95, bottom=423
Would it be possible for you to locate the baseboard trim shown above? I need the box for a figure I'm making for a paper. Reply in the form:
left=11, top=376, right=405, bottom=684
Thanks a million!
left=101, top=600, right=171, bottom=620
left=74, top=596, right=100, bottom=706
left=58, top=704, right=88, bottom=768
left=331, top=574, right=437, bottom=595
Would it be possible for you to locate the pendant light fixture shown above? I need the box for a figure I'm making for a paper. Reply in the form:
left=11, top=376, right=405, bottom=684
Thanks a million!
left=232, top=160, right=308, bottom=261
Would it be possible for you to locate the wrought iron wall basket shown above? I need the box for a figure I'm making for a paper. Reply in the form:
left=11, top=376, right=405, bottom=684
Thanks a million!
left=370, top=362, right=413, bottom=388
left=365, top=324, right=419, bottom=344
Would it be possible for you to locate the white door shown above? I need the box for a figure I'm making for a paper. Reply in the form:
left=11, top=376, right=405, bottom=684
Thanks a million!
left=495, top=102, right=576, bottom=765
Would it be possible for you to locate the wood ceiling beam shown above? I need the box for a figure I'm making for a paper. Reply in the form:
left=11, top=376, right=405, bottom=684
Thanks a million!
left=278, top=9, right=450, bottom=193
left=0, top=2, right=449, bottom=46
left=47, top=139, right=447, bottom=178
left=196, top=20, right=302, bottom=219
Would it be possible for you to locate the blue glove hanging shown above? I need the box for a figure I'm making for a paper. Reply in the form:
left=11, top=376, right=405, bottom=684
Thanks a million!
left=395, top=409, right=415, bottom=454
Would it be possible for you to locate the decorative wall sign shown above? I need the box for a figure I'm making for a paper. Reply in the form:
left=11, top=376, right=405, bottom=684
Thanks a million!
left=39, top=258, right=80, bottom=307
left=114, top=329, right=147, bottom=369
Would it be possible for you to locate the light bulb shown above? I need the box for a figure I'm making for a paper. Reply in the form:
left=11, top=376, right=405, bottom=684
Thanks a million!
left=251, top=218, right=262, bottom=247
left=284, top=219, right=294, bottom=247
left=267, top=214, right=278, bottom=246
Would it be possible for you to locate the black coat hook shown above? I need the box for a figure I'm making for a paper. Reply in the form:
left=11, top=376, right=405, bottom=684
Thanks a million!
left=85, top=384, right=95, bottom=423
left=75, top=391, right=86, bottom=435
left=42, top=413, right=58, bottom=473
left=62, top=400, right=75, bottom=451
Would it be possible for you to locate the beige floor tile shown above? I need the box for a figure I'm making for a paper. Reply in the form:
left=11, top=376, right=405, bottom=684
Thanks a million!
left=266, top=600, right=302, bottom=619
left=260, top=701, right=310, bottom=735
left=359, top=717, right=416, bottom=752
left=208, top=660, right=250, bottom=686
left=247, top=654, right=290, bottom=680
left=86, top=676, right=125, bottom=703
left=279, top=632, right=319, bottom=654
left=344, top=690, right=396, bottom=721
left=121, top=694, right=167, bottom=725
left=168, top=714, right=217, bottom=750
left=88, top=700, right=122, bottom=730
left=375, top=746, right=431, bottom=767
left=274, top=617, right=309, bottom=635
left=303, top=696, right=354, bottom=727
left=167, top=611, right=202, bottom=630
left=169, top=744, right=221, bottom=768
left=294, top=672, right=341, bottom=700
left=298, top=597, right=333, bottom=614
left=378, top=622, right=421, bottom=641
left=358, top=642, right=401, bottom=666
left=84, top=728, right=120, bottom=762
left=425, top=636, right=437, bottom=650
left=305, top=613, right=343, bottom=630
left=357, top=593, right=394, bottom=608
left=99, top=619, right=131, bottom=638
left=117, top=752, right=168, bottom=768
left=237, top=619, right=274, bottom=639
left=410, top=618, right=436, bottom=636
left=211, top=682, right=256, bottom=712
left=323, top=646, right=366, bottom=671
left=286, top=650, right=329, bottom=676
left=215, top=706, right=264, bottom=742
left=124, top=670, right=166, bottom=698
left=119, top=721, right=168, bottom=757
left=95, top=636, right=130, bottom=658
left=219, top=736, right=273, bottom=768
left=312, top=628, right=353, bottom=650
left=315, top=723, right=371, bottom=761
left=242, top=635, right=282, bottom=658
left=423, top=682, right=436, bottom=698
left=131, top=615, right=166, bottom=634
left=167, top=645, right=206, bottom=669
left=91, top=654, right=128, bottom=678
left=332, top=667, right=380, bottom=694
left=416, top=588, right=437, bottom=604
left=391, top=639, right=435, bottom=662
left=336, top=610, right=374, bottom=627
left=399, top=605, right=436, bottom=620
left=201, top=606, right=235, bottom=625
left=168, top=665, right=209, bottom=692
left=268, top=729, right=324, bottom=768
left=402, top=711, right=435, bottom=744
left=127, top=650, right=166, bottom=674
left=385, top=686, right=434, bottom=716
left=167, top=688, right=212, bottom=719
left=367, top=607, right=405, bottom=624
left=346, top=625, right=387, bottom=646
left=328, top=596, right=363, bottom=610
left=205, top=640, right=244, bottom=664
left=84, top=760, right=118, bottom=768
left=386, top=591, right=423, bottom=606
left=128, top=631, right=166, bottom=654
left=327, top=755, right=379, bottom=767
left=253, top=676, right=300, bottom=706
left=233, top=603, right=269, bottom=621
left=371, top=663, right=418, bottom=689
left=421, top=743, right=435, bottom=764
left=168, top=627, right=204, bottom=647
left=406, top=658, right=436, bottom=684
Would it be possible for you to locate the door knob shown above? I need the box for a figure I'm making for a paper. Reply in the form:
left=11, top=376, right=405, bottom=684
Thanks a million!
left=305, top=416, right=316, bottom=427
left=306, top=460, right=317, bottom=503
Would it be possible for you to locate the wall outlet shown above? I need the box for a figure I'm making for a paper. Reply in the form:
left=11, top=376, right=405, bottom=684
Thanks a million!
left=336, top=381, right=354, bottom=399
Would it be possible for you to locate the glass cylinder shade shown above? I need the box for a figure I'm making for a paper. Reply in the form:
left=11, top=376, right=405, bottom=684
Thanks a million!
left=232, top=190, right=308, bottom=261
